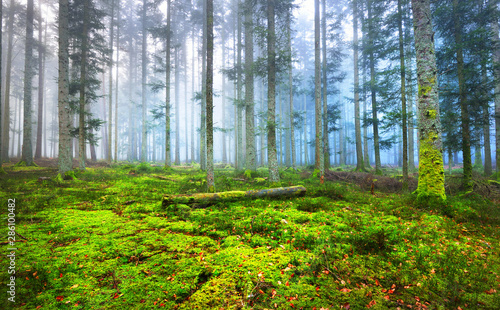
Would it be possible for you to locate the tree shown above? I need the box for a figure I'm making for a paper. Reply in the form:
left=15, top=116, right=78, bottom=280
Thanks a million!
left=321, top=0, right=329, bottom=170
left=165, top=0, right=171, bottom=167
left=244, top=0, right=256, bottom=171
left=0, top=0, right=3, bottom=173
left=35, top=1, right=46, bottom=160
left=267, top=0, right=279, bottom=183
left=353, top=0, right=364, bottom=171
left=398, top=0, right=409, bottom=191
left=58, top=0, right=73, bottom=176
left=141, top=0, right=148, bottom=162
left=21, top=0, right=35, bottom=166
left=108, top=0, right=115, bottom=163
left=411, top=0, right=446, bottom=202
left=314, top=0, right=324, bottom=182
left=206, top=0, right=214, bottom=191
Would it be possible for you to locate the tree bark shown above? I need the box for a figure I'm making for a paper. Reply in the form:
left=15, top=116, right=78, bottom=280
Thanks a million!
left=411, top=0, right=446, bottom=202
left=108, top=0, right=115, bottom=163
left=141, top=0, right=148, bottom=162
left=206, top=0, right=214, bottom=191
left=287, top=12, right=295, bottom=170
left=2, top=0, right=15, bottom=162
left=245, top=0, right=256, bottom=171
left=165, top=0, right=171, bottom=167
left=490, top=0, right=500, bottom=179
left=175, top=45, right=180, bottom=165
left=267, top=0, right=280, bottom=183
left=114, top=0, right=120, bottom=162
left=353, top=0, right=364, bottom=172
left=78, top=0, right=89, bottom=170
left=35, top=1, right=44, bottom=160
left=398, top=0, right=408, bottom=191
left=321, top=0, right=330, bottom=170
left=200, top=0, right=207, bottom=170
left=314, top=0, right=324, bottom=182
left=22, top=0, right=35, bottom=166
left=0, top=0, right=3, bottom=171
left=236, top=0, right=243, bottom=170
left=163, top=186, right=306, bottom=207
left=58, top=0, right=72, bottom=175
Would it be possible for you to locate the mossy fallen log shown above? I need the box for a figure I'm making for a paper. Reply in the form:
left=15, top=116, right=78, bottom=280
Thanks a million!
left=162, top=186, right=306, bottom=207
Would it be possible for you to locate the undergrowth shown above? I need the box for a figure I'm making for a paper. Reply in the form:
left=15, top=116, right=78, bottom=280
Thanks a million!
left=0, top=161, right=499, bottom=309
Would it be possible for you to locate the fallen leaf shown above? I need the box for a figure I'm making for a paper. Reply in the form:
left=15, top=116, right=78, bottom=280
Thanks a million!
left=70, top=284, right=79, bottom=289
left=56, top=296, right=64, bottom=301
left=485, top=289, right=497, bottom=294
left=340, top=288, right=351, bottom=293
left=367, top=300, right=376, bottom=308
left=342, top=303, right=350, bottom=309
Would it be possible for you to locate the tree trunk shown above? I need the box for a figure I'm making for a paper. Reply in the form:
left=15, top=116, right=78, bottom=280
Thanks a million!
left=114, top=0, right=120, bottom=162
left=314, top=0, right=324, bottom=182
left=321, top=0, right=329, bottom=170
left=222, top=16, right=227, bottom=164
left=303, top=93, right=308, bottom=166
left=200, top=0, right=207, bottom=170
left=367, top=0, right=381, bottom=174
left=398, top=0, right=408, bottom=192
left=107, top=0, right=114, bottom=163
left=141, top=0, right=147, bottom=162
left=482, top=65, right=492, bottom=176
left=237, top=0, right=243, bottom=170
left=165, top=0, right=171, bottom=167
left=21, top=0, right=35, bottom=166
left=245, top=0, right=256, bottom=171
left=267, top=0, right=279, bottom=183
left=163, top=186, right=306, bottom=208
left=2, top=0, right=15, bottom=162
left=191, top=30, right=195, bottom=164
left=78, top=0, right=89, bottom=170
left=206, top=0, right=215, bottom=191
left=0, top=0, right=3, bottom=171
left=411, top=0, right=446, bottom=202
left=287, top=12, right=295, bottom=170
left=490, top=0, right=500, bottom=178
left=175, top=46, right=180, bottom=165
left=35, top=1, right=44, bottom=159
left=353, top=0, right=364, bottom=171
left=453, top=0, right=472, bottom=190
left=58, top=0, right=72, bottom=175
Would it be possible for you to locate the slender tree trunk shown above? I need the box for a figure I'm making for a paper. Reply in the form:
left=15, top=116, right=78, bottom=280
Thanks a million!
left=367, top=0, right=381, bottom=174
left=287, top=12, right=295, bottom=170
left=0, top=0, right=3, bottom=171
left=175, top=46, right=180, bottom=165
left=206, top=0, right=215, bottom=191
left=78, top=0, right=89, bottom=170
left=2, top=0, right=14, bottom=162
left=21, top=0, right=35, bottom=166
left=107, top=0, right=114, bottom=163
left=222, top=17, right=227, bottom=164
left=482, top=65, right=492, bottom=175
left=398, top=0, right=408, bottom=191
left=245, top=0, right=256, bottom=171
left=35, top=1, right=44, bottom=159
left=303, top=93, right=308, bottom=166
left=267, top=0, right=279, bottom=183
left=184, top=40, right=188, bottom=164
left=490, top=0, right=500, bottom=178
left=58, top=0, right=72, bottom=175
left=165, top=0, right=171, bottom=167
left=353, top=0, right=364, bottom=171
left=200, top=0, right=207, bottom=170
left=114, top=0, right=120, bottom=161
left=141, top=0, right=147, bottom=162
left=453, top=0, right=472, bottom=190
left=411, top=0, right=446, bottom=202
left=191, top=30, right=195, bottom=165
left=314, top=0, right=324, bottom=182
left=236, top=0, right=243, bottom=170
left=321, top=0, right=329, bottom=170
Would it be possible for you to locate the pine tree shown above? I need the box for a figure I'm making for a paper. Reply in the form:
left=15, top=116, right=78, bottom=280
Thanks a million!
left=206, top=0, right=214, bottom=191
left=267, top=0, right=279, bottom=183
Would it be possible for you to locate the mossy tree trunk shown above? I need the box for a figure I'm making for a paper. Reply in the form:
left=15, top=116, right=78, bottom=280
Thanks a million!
left=267, top=0, right=279, bottom=183
left=287, top=11, right=296, bottom=170
left=35, top=1, right=45, bottom=160
left=411, top=0, right=446, bottom=202
left=58, top=0, right=73, bottom=175
left=398, top=0, right=408, bottom=192
left=78, top=0, right=89, bottom=170
left=245, top=0, right=256, bottom=171
left=206, top=0, right=214, bottom=191
left=321, top=0, right=330, bottom=170
left=141, top=0, right=148, bottom=162
left=2, top=0, right=14, bottom=162
left=490, top=0, right=500, bottom=179
left=108, top=0, right=114, bottom=164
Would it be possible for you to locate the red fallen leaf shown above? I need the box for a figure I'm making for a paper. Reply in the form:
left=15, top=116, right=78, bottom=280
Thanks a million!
left=154, top=301, right=157, bottom=305
left=286, top=281, right=290, bottom=286
left=485, top=289, right=497, bottom=294
left=160, top=303, right=165, bottom=307
left=140, top=299, right=146, bottom=303
left=375, top=279, right=380, bottom=286
left=381, top=288, right=387, bottom=293
left=316, top=287, right=320, bottom=291
left=36, top=306, right=42, bottom=309
left=391, top=284, right=396, bottom=289
left=238, top=264, right=243, bottom=267
left=56, top=296, right=64, bottom=301
left=384, top=295, right=390, bottom=300
left=60, top=273, right=63, bottom=278
left=342, top=303, right=350, bottom=309
left=259, top=289, right=264, bottom=294
left=340, top=288, right=351, bottom=293
left=271, top=289, right=277, bottom=298
left=290, top=303, right=294, bottom=307
left=113, top=293, right=119, bottom=299
left=388, top=289, right=395, bottom=294
left=367, top=300, right=376, bottom=308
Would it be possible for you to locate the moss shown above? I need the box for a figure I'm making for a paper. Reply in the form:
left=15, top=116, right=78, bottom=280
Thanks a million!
left=0, top=166, right=6, bottom=175
left=244, top=169, right=252, bottom=179
left=414, top=132, right=446, bottom=204
left=427, top=109, right=438, bottom=119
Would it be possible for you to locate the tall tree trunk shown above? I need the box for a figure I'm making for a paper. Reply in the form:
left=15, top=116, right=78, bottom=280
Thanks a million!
left=114, top=0, right=120, bottom=162
left=236, top=0, right=243, bottom=170
left=287, top=12, right=295, bottom=170
left=2, top=0, right=15, bottom=162
left=353, top=0, right=364, bottom=171
left=21, top=0, right=35, bottom=166
left=367, top=0, right=381, bottom=174
left=303, top=93, right=308, bottom=166
left=0, top=0, right=3, bottom=172
left=411, top=0, right=446, bottom=202
left=175, top=46, right=180, bottom=165
left=490, top=0, right=500, bottom=178
left=141, top=0, right=147, bottom=162
left=165, top=0, right=171, bottom=167
left=108, top=0, right=114, bottom=163
left=314, top=0, right=324, bottom=182
left=58, top=0, right=72, bottom=175
left=245, top=0, right=256, bottom=171
left=221, top=16, right=227, bottom=164
left=482, top=64, right=492, bottom=176
left=206, top=0, right=215, bottom=191
left=267, top=0, right=279, bottom=183
left=184, top=40, right=188, bottom=164
left=78, top=0, right=89, bottom=170
left=191, top=30, right=195, bottom=164
left=398, top=0, right=408, bottom=191
left=321, top=0, right=329, bottom=170
left=35, top=1, right=44, bottom=159
left=200, top=0, right=207, bottom=170
left=453, top=0, right=472, bottom=190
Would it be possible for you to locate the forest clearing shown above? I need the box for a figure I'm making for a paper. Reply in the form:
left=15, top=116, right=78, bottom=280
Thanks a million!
left=1, top=160, right=499, bottom=309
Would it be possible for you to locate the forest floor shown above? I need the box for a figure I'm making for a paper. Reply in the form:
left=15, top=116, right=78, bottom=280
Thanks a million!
left=1, top=159, right=499, bottom=309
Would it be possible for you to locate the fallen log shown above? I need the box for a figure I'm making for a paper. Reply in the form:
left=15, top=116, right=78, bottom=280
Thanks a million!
left=162, top=186, right=306, bottom=207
